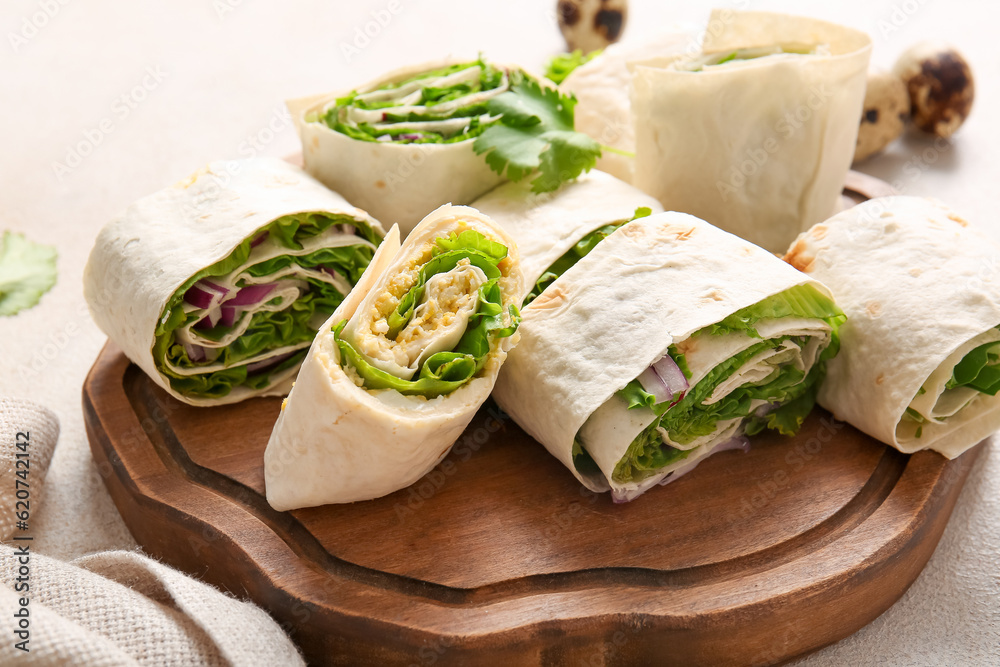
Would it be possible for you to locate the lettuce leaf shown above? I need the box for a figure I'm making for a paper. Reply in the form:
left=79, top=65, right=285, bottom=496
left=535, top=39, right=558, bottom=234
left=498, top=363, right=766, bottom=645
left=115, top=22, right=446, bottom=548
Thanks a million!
left=609, top=285, right=845, bottom=484
left=335, top=230, right=519, bottom=398
left=544, top=49, right=602, bottom=85
left=708, top=284, right=845, bottom=338
left=153, top=213, right=379, bottom=399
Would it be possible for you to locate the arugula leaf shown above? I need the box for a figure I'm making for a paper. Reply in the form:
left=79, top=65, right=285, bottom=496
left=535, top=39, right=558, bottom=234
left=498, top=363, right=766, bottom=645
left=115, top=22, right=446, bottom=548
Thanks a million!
left=474, top=76, right=601, bottom=193
left=544, top=49, right=602, bottom=85
left=0, top=231, right=57, bottom=317
left=946, top=340, right=1000, bottom=395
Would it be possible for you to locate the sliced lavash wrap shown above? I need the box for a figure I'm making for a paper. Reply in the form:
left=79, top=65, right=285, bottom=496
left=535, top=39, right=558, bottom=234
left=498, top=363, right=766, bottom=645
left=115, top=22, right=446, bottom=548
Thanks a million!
left=492, top=212, right=845, bottom=501
left=630, top=10, right=871, bottom=252
left=289, top=57, right=512, bottom=236
left=83, top=158, right=383, bottom=407
left=559, top=30, right=695, bottom=183
left=786, top=196, right=1000, bottom=458
left=264, top=205, right=523, bottom=509
left=471, top=169, right=663, bottom=298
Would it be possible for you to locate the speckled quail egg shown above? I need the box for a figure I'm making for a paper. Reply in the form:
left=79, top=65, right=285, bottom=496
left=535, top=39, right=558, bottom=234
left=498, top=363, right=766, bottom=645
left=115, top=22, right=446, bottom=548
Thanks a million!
left=854, top=69, right=909, bottom=163
left=557, top=0, right=628, bottom=54
left=893, top=42, right=975, bottom=138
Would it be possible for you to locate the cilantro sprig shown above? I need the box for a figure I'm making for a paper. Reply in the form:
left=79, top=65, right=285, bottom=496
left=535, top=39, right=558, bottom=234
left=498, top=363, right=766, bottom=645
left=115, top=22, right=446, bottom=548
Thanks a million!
left=473, top=76, right=601, bottom=194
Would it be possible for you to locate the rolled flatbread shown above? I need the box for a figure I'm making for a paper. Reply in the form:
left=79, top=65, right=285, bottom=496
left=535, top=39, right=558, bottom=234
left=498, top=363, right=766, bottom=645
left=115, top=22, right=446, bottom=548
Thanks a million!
left=786, top=196, right=1000, bottom=458
left=264, top=205, right=523, bottom=509
left=471, top=169, right=663, bottom=296
left=560, top=30, right=696, bottom=183
left=493, top=212, right=844, bottom=501
left=631, top=10, right=871, bottom=252
left=84, top=158, right=384, bottom=406
left=289, top=58, right=511, bottom=236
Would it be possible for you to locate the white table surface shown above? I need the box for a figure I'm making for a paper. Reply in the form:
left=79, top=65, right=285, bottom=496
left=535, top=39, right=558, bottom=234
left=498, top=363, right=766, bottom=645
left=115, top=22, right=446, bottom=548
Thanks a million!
left=2, top=0, right=997, bottom=664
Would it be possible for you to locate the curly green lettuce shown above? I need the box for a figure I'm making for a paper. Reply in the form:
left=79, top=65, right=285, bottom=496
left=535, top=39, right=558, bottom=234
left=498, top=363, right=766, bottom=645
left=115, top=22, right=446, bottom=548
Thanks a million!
left=334, top=230, right=520, bottom=398
left=612, top=284, right=845, bottom=484
left=153, top=214, right=380, bottom=399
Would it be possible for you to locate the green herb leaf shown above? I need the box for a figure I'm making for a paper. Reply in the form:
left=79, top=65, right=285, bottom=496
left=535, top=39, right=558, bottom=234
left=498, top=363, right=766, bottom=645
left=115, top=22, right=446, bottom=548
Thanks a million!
left=0, top=231, right=57, bottom=317
left=473, top=77, right=601, bottom=193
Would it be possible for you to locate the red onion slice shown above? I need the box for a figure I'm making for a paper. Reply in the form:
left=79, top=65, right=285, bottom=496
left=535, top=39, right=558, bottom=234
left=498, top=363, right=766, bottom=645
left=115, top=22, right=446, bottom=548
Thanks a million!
left=183, top=343, right=206, bottom=362
left=637, top=354, right=689, bottom=406
left=193, top=308, right=221, bottom=330
left=250, top=231, right=269, bottom=247
left=219, top=306, right=238, bottom=328
left=183, top=280, right=230, bottom=310
left=227, top=283, right=276, bottom=306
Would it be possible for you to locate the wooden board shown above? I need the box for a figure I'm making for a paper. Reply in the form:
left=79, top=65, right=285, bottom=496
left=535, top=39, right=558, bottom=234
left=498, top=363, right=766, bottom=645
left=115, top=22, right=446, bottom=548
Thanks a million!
left=83, top=173, right=984, bottom=665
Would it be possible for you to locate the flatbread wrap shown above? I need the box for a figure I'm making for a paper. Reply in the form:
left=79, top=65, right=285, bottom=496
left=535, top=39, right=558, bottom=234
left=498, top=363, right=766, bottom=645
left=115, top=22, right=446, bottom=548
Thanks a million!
left=290, top=57, right=600, bottom=236
left=264, top=205, right=523, bottom=509
left=83, top=158, right=383, bottom=406
left=631, top=10, right=871, bottom=252
left=471, top=169, right=663, bottom=298
left=786, top=196, right=1000, bottom=458
left=493, top=212, right=845, bottom=501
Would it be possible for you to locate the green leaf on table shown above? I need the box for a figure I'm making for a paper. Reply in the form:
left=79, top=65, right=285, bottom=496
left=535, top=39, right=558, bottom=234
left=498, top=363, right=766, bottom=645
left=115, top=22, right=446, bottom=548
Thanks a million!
left=473, top=77, right=601, bottom=193
left=0, top=231, right=57, bottom=317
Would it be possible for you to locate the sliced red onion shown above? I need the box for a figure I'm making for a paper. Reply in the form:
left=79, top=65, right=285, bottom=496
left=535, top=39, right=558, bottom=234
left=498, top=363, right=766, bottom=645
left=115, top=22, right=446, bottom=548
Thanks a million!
left=183, top=342, right=206, bottom=362
left=183, top=280, right=230, bottom=310
left=227, top=283, right=276, bottom=306
left=219, top=306, right=238, bottom=328
left=246, top=350, right=299, bottom=375
left=399, top=133, right=423, bottom=141
left=193, top=308, right=221, bottom=330
left=322, top=267, right=345, bottom=281
left=250, top=231, right=269, bottom=247
left=637, top=354, right=689, bottom=406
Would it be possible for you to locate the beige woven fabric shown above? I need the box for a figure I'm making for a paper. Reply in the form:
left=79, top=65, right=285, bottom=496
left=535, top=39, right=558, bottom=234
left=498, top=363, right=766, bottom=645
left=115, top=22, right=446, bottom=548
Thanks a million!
left=0, top=397, right=304, bottom=666
left=0, top=397, right=58, bottom=542
left=0, top=546, right=305, bottom=666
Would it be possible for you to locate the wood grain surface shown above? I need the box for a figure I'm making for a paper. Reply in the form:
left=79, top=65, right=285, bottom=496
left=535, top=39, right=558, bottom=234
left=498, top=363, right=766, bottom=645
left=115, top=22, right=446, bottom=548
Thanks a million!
left=84, top=341, right=982, bottom=666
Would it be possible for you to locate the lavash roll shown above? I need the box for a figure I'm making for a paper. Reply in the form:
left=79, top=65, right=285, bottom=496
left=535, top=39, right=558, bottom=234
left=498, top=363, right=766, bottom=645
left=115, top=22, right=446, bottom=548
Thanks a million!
left=83, top=158, right=383, bottom=407
left=786, top=196, right=1000, bottom=458
left=288, top=59, right=508, bottom=237
left=493, top=211, right=841, bottom=501
left=471, top=169, right=663, bottom=293
left=264, top=205, right=523, bottom=510
left=631, top=10, right=871, bottom=252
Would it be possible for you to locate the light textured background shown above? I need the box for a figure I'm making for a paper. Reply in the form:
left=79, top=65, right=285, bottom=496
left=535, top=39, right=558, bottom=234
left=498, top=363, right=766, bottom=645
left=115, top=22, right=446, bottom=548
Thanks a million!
left=2, top=0, right=998, bottom=664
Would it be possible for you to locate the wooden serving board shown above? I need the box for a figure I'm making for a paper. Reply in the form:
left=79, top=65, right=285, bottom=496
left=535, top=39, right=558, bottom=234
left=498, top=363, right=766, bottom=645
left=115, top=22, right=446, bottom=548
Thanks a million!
left=83, top=173, right=983, bottom=665
left=84, top=356, right=983, bottom=667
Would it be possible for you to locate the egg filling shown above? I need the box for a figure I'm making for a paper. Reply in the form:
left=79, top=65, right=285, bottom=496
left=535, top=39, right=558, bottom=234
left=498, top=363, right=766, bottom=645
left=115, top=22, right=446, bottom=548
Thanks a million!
left=333, top=229, right=520, bottom=397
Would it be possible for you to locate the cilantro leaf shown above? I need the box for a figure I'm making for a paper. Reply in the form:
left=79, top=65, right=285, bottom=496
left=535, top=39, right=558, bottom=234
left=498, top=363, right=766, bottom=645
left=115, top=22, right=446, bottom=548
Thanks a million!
left=0, top=231, right=57, bottom=316
left=473, top=77, right=601, bottom=193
